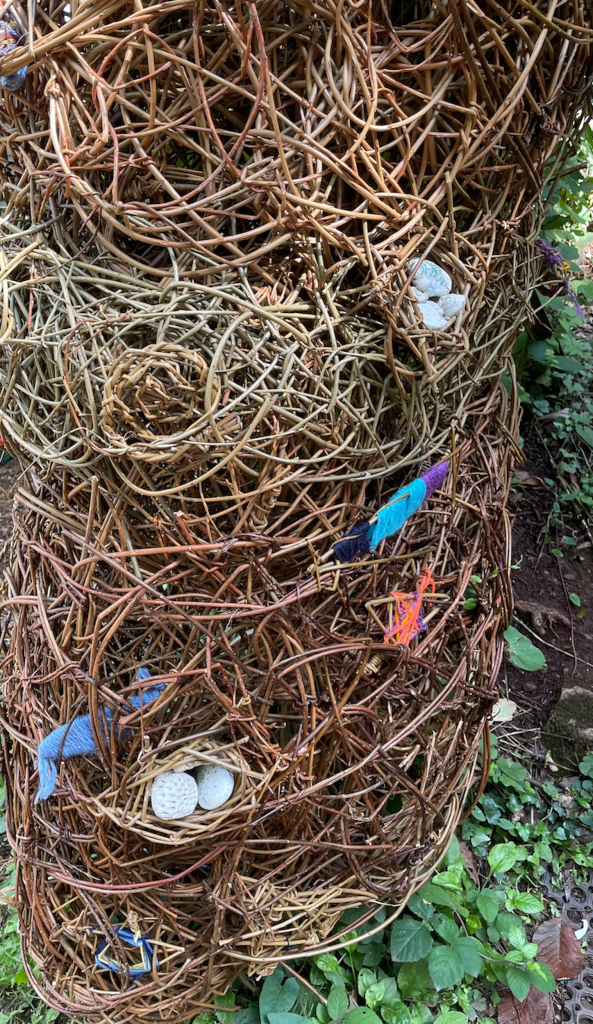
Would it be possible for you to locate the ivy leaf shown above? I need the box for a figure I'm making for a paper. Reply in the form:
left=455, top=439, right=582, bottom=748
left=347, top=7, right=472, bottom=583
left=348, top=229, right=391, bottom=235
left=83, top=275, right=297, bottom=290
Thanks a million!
left=389, top=918, right=432, bottom=962
left=503, top=627, right=546, bottom=671
left=576, top=423, right=593, bottom=447
left=506, top=967, right=531, bottom=1002
left=260, top=969, right=299, bottom=1023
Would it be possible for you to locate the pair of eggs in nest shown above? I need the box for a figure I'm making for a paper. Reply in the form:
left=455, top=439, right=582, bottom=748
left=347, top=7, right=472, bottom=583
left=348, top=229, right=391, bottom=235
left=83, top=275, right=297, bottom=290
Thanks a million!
left=409, top=257, right=466, bottom=330
left=151, top=763, right=235, bottom=820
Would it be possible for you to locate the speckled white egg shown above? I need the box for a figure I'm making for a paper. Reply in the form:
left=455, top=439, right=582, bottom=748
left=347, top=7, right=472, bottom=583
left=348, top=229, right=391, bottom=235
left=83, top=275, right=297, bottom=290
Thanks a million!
left=439, top=293, right=466, bottom=319
left=409, top=258, right=452, bottom=298
left=410, top=285, right=429, bottom=303
left=418, top=300, right=448, bottom=330
left=196, top=764, right=235, bottom=810
left=151, top=770, right=199, bottom=820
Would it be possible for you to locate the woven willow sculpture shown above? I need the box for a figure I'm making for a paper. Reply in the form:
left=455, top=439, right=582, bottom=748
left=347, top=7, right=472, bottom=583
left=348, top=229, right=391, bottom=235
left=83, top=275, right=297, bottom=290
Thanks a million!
left=2, top=388, right=514, bottom=1022
left=0, top=0, right=590, bottom=1018
left=0, top=0, right=591, bottom=278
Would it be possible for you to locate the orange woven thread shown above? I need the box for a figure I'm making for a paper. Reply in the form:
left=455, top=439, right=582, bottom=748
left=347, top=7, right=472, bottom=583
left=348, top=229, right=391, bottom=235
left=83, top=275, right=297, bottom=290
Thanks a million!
left=384, top=568, right=435, bottom=647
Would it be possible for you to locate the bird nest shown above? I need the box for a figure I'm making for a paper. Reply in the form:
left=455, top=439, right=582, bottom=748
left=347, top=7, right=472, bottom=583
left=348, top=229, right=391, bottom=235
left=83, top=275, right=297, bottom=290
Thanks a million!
left=0, top=0, right=591, bottom=278
left=0, top=387, right=516, bottom=1021
left=0, top=229, right=533, bottom=537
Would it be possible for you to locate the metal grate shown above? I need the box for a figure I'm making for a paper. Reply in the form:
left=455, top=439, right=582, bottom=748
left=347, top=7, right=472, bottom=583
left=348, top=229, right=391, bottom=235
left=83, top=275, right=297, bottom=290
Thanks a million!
left=541, top=871, right=593, bottom=1024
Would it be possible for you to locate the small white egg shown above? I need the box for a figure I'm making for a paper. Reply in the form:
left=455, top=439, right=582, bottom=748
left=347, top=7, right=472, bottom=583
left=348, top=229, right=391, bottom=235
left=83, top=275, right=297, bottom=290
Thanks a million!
left=410, top=285, right=429, bottom=302
left=409, top=257, right=452, bottom=298
left=418, top=300, right=448, bottom=330
left=196, top=764, right=235, bottom=810
left=151, top=770, right=199, bottom=820
left=439, top=293, right=466, bottom=319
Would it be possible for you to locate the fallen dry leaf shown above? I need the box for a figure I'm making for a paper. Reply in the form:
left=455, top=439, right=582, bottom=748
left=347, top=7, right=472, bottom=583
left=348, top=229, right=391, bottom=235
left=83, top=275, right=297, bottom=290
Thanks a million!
left=497, top=988, right=553, bottom=1024
left=491, top=698, right=518, bottom=723
left=459, top=840, right=479, bottom=884
left=532, top=917, right=586, bottom=980
left=513, top=471, right=548, bottom=488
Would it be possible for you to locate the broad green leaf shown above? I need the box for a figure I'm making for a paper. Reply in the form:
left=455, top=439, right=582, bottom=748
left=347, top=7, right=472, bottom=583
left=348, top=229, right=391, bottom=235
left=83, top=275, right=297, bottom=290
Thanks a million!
left=579, top=754, right=593, bottom=778
left=452, top=937, right=483, bottom=978
left=317, top=1005, right=331, bottom=1024
left=506, top=967, right=531, bottom=1002
left=509, top=893, right=543, bottom=915
left=268, top=1015, right=315, bottom=1024
left=406, top=894, right=434, bottom=920
left=215, top=993, right=236, bottom=1024
left=376, top=978, right=399, bottom=1009
left=432, top=914, right=459, bottom=944
left=503, top=627, right=546, bottom=672
left=497, top=912, right=525, bottom=940
left=343, top=1010, right=382, bottom=1024
left=444, top=836, right=461, bottom=866
left=505, top=950, right=529, bottom=964
left=235, top=1010, right=260, bottom=1024
left=434, top=1014, right=469, bottom=1024
left=496, top=759, right=528, bottom=787
left=260, top=969, right=299, bottom=1023
left=380, top=1004, right=411, bottom=1024
left=415, top=883, right=459, bottom=911
left=364, top=983, right=385, bottom=1012
left=358, top=970, right=377, bottom=997
left=553, top=356, right=582, bottom=374
left=508, top=923, right=534, bottom=954
left=314, top=955, right=340, bottom=975
left=528, top=340, right=555, bottom=364
left=488, top=843, right=519, bottom=874
left=529, top=963, right=556, bottom=993
left=389, top=918, right=432, bottom=963
left=576, top=423, right=593, bottom=447
left=476, top=890, right=505, bottom=924
left=569, top=593, right=581, bottom=607
left=328, top=987, right=349, bottom=1020
left=397, top=960, right=431, bottom=999
left=428, top=945, right=464, bottom=990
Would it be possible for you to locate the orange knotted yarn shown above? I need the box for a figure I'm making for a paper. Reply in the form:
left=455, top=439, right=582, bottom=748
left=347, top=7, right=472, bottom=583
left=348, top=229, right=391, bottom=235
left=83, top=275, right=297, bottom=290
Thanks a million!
left=384, top=568, right=435, bottom=647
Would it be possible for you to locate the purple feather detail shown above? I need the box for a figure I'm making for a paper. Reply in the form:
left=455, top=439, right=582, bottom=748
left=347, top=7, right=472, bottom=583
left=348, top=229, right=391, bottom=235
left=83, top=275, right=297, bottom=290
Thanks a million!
left=421, top=461, right=449, bottom=498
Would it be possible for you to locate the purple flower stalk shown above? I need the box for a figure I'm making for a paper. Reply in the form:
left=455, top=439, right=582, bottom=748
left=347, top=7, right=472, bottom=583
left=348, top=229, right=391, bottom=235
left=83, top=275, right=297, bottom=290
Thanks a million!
left=536, top=240, right=564, bottom=270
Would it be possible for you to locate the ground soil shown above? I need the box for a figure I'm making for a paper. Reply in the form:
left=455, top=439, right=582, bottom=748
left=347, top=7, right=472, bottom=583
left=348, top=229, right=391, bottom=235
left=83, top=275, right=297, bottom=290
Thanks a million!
left=504, top=423, right=593, bottom=767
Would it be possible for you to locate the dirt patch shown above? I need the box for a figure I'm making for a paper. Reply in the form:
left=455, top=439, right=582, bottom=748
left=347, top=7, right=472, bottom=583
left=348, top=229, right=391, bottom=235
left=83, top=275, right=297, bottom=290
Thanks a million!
left=503, top=430, right=593, bottom=767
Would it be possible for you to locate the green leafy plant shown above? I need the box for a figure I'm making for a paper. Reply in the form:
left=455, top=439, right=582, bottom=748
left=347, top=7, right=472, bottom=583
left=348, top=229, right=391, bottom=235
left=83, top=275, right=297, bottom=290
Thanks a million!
left=503, top=627, right=546, bottom=672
